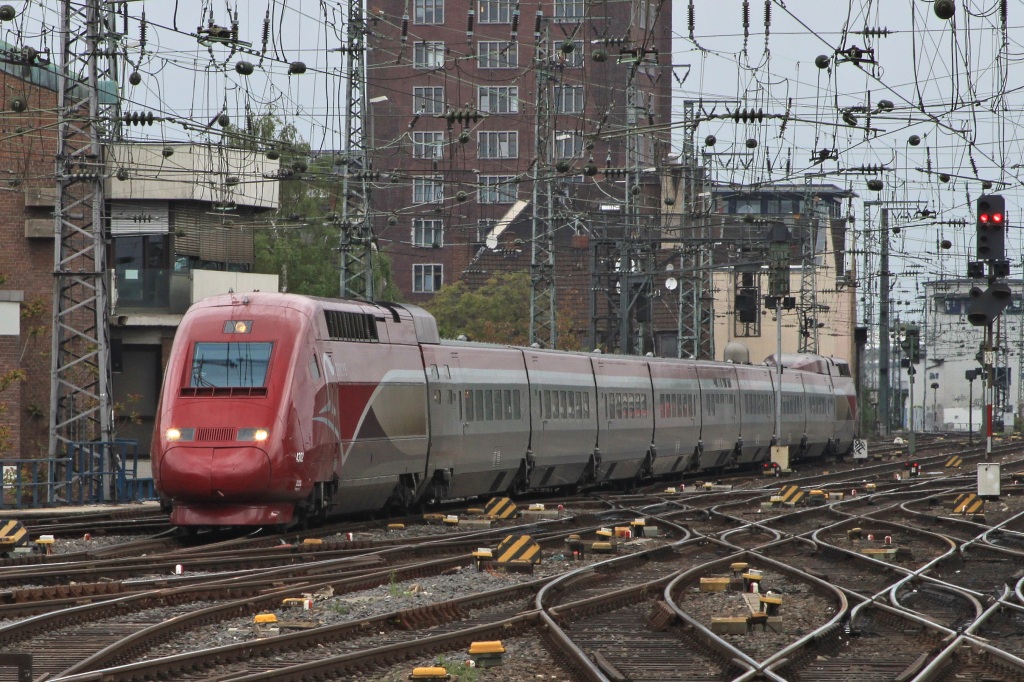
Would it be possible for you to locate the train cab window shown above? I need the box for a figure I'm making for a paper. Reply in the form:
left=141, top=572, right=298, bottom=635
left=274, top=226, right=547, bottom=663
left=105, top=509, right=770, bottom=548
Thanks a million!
left=191, top=342, right=272, bottom=388
left=308, top=354, right=321, bottom=382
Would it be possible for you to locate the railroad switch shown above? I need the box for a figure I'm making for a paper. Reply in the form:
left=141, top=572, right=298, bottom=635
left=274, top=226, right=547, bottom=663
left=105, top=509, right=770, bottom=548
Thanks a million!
left=388, top=523, right=407, bottom=531
left=35, top=534, right=54, bottom=555
left=471, top=548, right=492, bottom=570
left=759, top=595, right=782, bottom=616
left=699, top=577, right=730, bottom=593
left=746, top=612, right=770, bottom=632
left=409, top=666, right=450, bottom=681
left=591, top=540, right=617, bottom=554
left=564, top=534, right=585, bottom=560
left=629, top=518, right=646, bottom=537
left=253, top=612, right=279, bottom=638
left=468, top=640, right=506, bottom=668
left=808, top=490, right=827, bottom=506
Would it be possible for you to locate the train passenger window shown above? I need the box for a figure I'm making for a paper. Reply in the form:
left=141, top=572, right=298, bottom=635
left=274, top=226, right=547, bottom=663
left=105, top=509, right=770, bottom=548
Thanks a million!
left=433, top=389, right=441, bottom=403
left=543, top=390, right=551, bottom=419
left=513, top=390, right=522, bottom=419
left=309, top=354, right=321, bottom=382
left=429, top=364, right=439, bottom=379
left=494, top=390, right=503, bottom=420
left=640, top=394, right=648, bottom=418
left=567, top=391, right=576, bottom=419
left=560, top=391, right=568, bottom=419
left=484, top=390, right=494, bottom=420
left=503, top=390, right=513, bottom=419
left=475, top=390, right=485, bottom=420
left=465, top=390, right=474, bottom=421
left=191, top=342, right=272, bottom=388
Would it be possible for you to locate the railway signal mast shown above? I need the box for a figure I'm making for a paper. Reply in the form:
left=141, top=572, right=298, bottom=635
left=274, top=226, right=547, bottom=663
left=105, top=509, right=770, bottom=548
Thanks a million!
left=966, top=195, right=1010, bottom=459
left=900, top=325, right=920, bottom=457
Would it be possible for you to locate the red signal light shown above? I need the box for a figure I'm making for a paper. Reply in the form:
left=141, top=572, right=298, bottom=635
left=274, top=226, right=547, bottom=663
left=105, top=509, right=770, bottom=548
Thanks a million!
left=992, top=212, right=1004, bottom=224
left=980, top=213, right=989, bottom=223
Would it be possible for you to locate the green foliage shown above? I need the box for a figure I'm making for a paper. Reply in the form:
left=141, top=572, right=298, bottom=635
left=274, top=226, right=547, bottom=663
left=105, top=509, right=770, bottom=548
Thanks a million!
left=0, top=369, right=26, bottom=453
left=233, top=111, right=399, bottom=300
left=434, top=655, right=480, bottom=681
left=425, top=272, right=533, bottom=345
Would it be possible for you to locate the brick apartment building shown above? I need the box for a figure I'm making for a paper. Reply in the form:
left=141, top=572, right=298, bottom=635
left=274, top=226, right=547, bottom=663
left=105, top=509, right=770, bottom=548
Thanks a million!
left=365, top=0, right=672, bottom=308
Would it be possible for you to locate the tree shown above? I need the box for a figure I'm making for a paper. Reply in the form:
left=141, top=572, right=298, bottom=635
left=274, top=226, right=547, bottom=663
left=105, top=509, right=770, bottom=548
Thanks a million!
left=425, top=273, right=531, bottom=345
left=424, top=272, right=584, bottom=349
left=224, top=112, right=399, bottom=300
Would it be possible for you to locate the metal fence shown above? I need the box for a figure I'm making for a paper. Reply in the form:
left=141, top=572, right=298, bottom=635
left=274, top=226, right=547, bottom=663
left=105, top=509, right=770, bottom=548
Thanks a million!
left=0, top=440, right=157, bottom=509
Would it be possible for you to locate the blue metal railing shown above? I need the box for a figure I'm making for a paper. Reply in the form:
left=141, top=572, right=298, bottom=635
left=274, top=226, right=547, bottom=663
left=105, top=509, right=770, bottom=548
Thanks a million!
left=0, top=439, right=157, bottom=509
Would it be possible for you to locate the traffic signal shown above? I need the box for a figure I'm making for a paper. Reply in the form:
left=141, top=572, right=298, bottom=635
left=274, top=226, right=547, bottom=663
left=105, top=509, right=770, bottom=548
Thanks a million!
left=977, top=194, right=1006, bottom=261
left=905, top=325, right=920, bottom=363
left=899, top=325, right=920, bottom=363
left=967, top=281, right=1013, bottom=327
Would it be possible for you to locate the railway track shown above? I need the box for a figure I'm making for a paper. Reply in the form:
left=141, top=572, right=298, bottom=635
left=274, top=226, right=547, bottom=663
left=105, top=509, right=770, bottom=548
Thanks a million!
left=7, top=439, right=1024, bottom=680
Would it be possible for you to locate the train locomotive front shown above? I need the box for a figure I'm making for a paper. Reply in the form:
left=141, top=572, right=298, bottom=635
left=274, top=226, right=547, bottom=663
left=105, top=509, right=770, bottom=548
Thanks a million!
left=151, top=294, right=327, bottom=526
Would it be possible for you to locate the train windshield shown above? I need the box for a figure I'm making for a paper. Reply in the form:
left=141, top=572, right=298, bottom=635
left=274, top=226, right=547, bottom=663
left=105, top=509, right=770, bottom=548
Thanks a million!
left=190, top=342, right=273, bottom=388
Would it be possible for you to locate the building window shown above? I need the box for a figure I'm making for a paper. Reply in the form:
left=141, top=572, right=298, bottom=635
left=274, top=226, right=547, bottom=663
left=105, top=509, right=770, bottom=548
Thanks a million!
left=413, top=86, right=445, bottom=114
left=478, top=131, right=518, bottom=159
left=477, top=41, right=518, bottom=68
left=478, top=0, right=512, bottom=23
left=414, top=0, right=444, bottom=24
left=413, top=264, right=443, bottom=292
left=479, top=175, right=517, bottom=204
left=412, top=131, right=445, bottom=159
left=413, top=176, right=444, bottom=203
left=413, top=41, right=445, bottom=69
left=478, top=86, right=519, bottom=114
left=554, top=132, right=584, bottom=159
left=554, top=86, right=584, bottom=114
left=554, top=0, right=585, bottom=20
left=412, top=218, right=444, bottom=247
left=556, top=40, right=584, bottom=67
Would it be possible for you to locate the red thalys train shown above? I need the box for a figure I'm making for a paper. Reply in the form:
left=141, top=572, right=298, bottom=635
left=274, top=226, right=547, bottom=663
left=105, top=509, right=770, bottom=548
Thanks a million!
left=151, top=293, right=857, bottom=527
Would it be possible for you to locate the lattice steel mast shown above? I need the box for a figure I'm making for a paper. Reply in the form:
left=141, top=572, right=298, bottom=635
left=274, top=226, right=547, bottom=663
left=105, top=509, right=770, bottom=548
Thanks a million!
left=339, top=0, right=374, bottom=299
left=530, top=14, right=556, bottom=349
left=50, top=0, right=118, bottom=462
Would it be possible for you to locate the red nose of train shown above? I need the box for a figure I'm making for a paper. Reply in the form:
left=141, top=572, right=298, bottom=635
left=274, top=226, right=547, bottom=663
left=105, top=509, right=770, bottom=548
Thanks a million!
left=159, top=446, right=273, bottom=501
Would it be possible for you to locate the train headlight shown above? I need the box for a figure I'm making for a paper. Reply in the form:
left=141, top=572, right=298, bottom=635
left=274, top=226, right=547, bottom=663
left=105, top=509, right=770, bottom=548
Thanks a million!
left=238, top=427, right=270, bottom=442
left=165, top=427, right=195, bottom=442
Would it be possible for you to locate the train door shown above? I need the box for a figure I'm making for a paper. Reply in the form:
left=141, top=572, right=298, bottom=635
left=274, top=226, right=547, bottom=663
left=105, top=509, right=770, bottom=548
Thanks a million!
left=422, top=348, right=463, bottom=498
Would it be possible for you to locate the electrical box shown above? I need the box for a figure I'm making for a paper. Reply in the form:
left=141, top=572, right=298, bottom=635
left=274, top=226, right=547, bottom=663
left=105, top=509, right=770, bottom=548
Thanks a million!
left=771, top=445, right=789, bottom=471
left=978, top=462, right=1001, bottom=498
